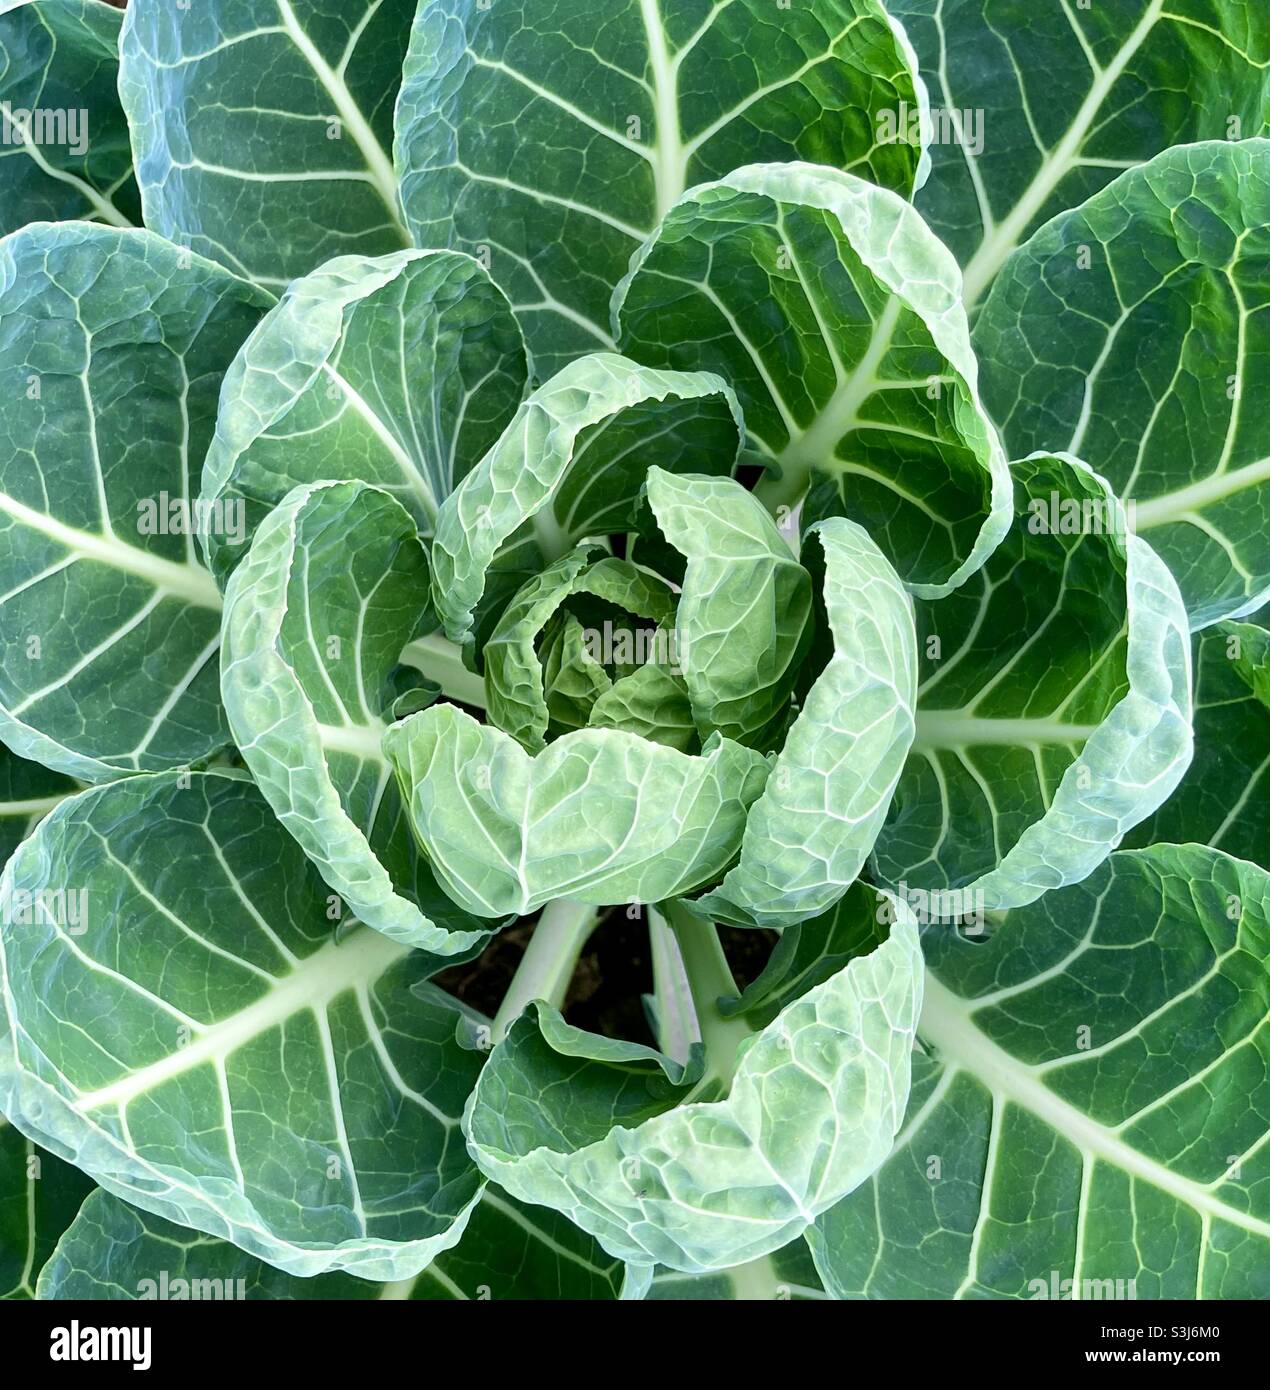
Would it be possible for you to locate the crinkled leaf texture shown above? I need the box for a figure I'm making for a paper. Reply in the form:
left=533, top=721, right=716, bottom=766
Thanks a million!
left=976, top=139, right=1270, bottom=628
left=396, top=0, right=928, bottom=375
left=873, top=453, right=1193, bottom=911
left=0, top=0, right=140, bottom=234
left=430, top=352, right=744, bottom=648
left=464, top=902, right=923, bottom=1273
left=695, top=517, right=918, bottom=929
left=812, top=846, right=1270, bottom=1299
left=221, top=479, right=493, bottom=955
left=119, top=0, right=413, bottom=288
left=0, top=221, right=268, bottom=781
left=615, top=160, right=1012, bottom=598
left=0, top=770, right=486, bottom=1282
left=891, top=0, right=1270, bottom=307
left=37, top=1187, right=634, bottom=1301
left=384, top=706, right=770, bottom=919
left=201, top=248, right=527, bottom=586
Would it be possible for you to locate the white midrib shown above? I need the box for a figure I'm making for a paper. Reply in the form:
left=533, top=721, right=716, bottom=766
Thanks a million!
left=638, top=0, right=687, bottom=218
left=959, top=0, right=1164, bottom=308
left=920, top=974, right=1270, bottom=1242
left=77, top=929, right=411, bottom=1111
left=0, top=109, right=133, bottom=229
left=0, top=491, right=222, bottom=610
left=1132, top=454, right=1270, bottom=530
left=274, top=0, right=407, bottom=234
left=911, top=709, right=1097, bottom=749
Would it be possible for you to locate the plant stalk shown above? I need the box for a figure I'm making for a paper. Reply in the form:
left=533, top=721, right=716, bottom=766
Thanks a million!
left=398, top=631, right=487, bottom=709
left=490, top=897, right=601, bottom=1043
left=662, top=901, right=753, bottom=1088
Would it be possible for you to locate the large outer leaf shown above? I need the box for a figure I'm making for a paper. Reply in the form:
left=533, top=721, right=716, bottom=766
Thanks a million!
left=0, top=0, right=140, bottom=234
left=1127, top=621, right=1270, bottom=869
left=1, top=1117, right=92, bottom=1300
left=811, top=847, right=1270, bottom=1299
left=38, top=1187, right=630, bottom=1301
left=201, top=249, right=527, bottom=586
left=395, top=0, right=927, bottom=375
left=616, top=161, right=1011, bottom=597
left=872, top=454, right=1192, bottom=912
left=646, top=468, right=811, bottom=750
left=430, top=352, right=742, bottom=646
left=464, top=906, right=922, bottom=1273
left=222, top=480, right=492, bottom=956
left=0, top=771, right=486, bottom=1281
left=384, top=705, right=770, bottom=918
left=119, top=0, right=412, bottom=288
left=975, top=139, right=1270, bottom=628
left=695, top=517, right=917, bottom=929
left=893, top=0, right=1270, bottom=309
left=0, top=222, right=269, bottom=782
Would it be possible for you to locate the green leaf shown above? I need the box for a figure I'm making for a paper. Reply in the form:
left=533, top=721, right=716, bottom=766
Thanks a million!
left=395, top=0, right=928, bottom=376
left=464, top=906, right=922, bottom=1272
left=1126, top=621, right=1270, bottom=869
left=37, top=1187, right=629, bottom=1301
left=645, top=468, right=811, bottom=749
left=0, top=222, right=269, bottom=782
left=221, top=480, right=494, bottom=956
left=890, top=0, right=1270, bottom=308
left=430, top=352, right=743, bottom=646
left=695, top=517, right=917, bottom=929
left=872, top=453, right=1192, bottom=912
left=483, top=545, right=683, bottom=753
left=201, top=249, right=527, bottom=587
left=383, top=704, right=770, bottom=918
left=615, top=161, right=1012, bottom=598
left=975, top=139, right=1270, bottom=628
left=0, top=743, right=76, bottom=868
left=1, top=1119, right=92, bottom=1300
left=810, top=846, right=1270, bottom=1300
left=0, top=0, right=140, bottom=234
left=119, top=0, right=413, bottom=289
left=0, top=770, right=486, bottom=1281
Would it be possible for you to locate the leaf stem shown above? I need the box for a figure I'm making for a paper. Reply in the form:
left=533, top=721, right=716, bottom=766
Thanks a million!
left=491, top=898, right=601, bottom=1042
left=662, top=900, right=753, bottom=1087
left=398, top=631, right=487, bottom=709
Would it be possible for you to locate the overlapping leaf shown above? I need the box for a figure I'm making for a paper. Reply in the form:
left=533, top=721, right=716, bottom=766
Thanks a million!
left=976, top=139, right=1270, bottom=627
left=812, top=847, right=1270, bottom=1299
left=0, top=222, right=268, bottom=781
left=891, top=0, right=1270, bottom=308
left=396, top=0, right=928, bottom=374
left=615, top=161, right=1012, bottom=597
left=0, top=0, right=140, bottom=235
left=0, top=770, right=487, bottom=1281
left=119, top=0, right=413, bottom=288
left=221, top=479, right=494, bottom=955
left=464, top=900, right=922, bottom=1273
left=872, top=453, right=1192, bottom=911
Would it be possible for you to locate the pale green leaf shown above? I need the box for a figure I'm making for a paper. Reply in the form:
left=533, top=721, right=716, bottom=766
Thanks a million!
left=872, top=453, right=1193, bottom=912
left=396, top=0, right=928, bottom=375
left=119, top=0, right=412, bottom=288
left=221, top=480, right=494, bottom=956
left=975, top=139, right=1270, bottom=627
left=0, top=222, right=269, bottom=781
left=615, top=160, right=1012, bottom=598
left=811, top=846, right=1270, bottom=1299
left=0, top=770, right=486, bottom=1281
left=201, top=248, right=527, bottom=586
